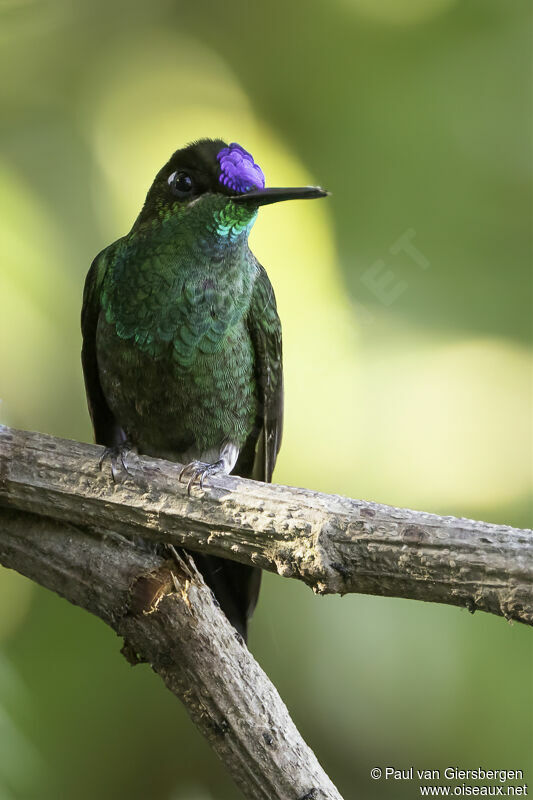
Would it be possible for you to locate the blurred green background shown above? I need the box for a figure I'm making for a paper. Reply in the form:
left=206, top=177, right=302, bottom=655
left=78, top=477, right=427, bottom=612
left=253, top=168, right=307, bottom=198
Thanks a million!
left=0, top=0, right=531, bottom=797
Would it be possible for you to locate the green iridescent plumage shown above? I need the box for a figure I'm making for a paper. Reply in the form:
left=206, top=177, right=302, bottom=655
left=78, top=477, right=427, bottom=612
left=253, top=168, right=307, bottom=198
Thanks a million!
left=82, top=138, right=325, bottom=638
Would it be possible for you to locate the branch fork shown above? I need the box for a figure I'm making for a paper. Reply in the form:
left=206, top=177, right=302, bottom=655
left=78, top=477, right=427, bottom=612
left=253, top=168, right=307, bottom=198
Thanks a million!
left=0, top=425, right=532, bottom=798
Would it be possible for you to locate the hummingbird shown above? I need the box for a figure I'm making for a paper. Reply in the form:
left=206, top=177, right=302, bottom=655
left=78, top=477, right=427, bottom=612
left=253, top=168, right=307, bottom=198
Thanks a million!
left=81, top=139, right=327, bottom=640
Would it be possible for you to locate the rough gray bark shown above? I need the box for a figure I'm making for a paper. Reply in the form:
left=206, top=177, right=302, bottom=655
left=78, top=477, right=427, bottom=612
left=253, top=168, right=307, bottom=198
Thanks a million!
left=1, top=425, right=532, bottom=798
left=1, top=426, right=532, bottom=625
left=0, top=507, right=342, bottom=800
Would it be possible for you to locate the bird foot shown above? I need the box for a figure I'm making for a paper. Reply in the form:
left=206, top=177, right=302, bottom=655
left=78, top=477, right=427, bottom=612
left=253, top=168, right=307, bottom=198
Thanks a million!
left=179, top=459, right=225, bottom=495
left=98, top=441, right=137, bottom=482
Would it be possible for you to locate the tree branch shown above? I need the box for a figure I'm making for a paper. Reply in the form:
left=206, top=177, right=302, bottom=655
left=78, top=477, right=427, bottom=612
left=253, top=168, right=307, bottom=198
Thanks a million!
left=0, top=506, right=342, bottom=800
left=0, top=426, right=532, bottom=798
left=1, top=426, right=531, bottom=625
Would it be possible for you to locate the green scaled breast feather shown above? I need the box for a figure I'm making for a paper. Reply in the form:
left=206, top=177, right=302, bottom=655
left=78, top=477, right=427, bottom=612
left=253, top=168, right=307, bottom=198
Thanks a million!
left=99, top=233, right=258, bottom=366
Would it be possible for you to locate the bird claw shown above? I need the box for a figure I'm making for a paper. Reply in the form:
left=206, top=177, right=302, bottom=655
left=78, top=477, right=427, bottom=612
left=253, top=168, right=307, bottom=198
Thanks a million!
left=99, top=441, right=136, bottom=482
left=179, top=459, right=225, bottom=496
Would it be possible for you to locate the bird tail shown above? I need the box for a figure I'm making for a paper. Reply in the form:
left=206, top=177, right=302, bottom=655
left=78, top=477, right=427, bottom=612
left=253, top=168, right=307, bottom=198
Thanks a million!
left=190, top=554, right=261, bottom=643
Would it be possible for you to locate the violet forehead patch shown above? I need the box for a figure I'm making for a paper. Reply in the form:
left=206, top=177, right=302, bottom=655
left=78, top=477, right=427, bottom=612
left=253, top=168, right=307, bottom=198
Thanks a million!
left=217, top=143, right=265, bottom=193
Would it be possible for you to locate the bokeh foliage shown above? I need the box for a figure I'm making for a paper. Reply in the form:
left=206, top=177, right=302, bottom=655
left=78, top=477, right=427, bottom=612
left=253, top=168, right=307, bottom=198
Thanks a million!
left=0, top=1, right=531, bottom=798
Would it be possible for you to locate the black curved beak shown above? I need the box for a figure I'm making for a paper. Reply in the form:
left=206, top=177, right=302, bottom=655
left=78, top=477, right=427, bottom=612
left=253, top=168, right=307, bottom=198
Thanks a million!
left=231, top=186, right=329, bottom=207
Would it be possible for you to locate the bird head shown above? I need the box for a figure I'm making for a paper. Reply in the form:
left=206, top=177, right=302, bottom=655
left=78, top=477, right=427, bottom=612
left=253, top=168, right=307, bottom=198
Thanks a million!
left=134, top=138, right=328, bottom=242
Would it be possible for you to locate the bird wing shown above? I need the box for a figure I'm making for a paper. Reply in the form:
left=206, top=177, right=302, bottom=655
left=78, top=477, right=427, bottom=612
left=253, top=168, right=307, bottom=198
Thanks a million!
left=246, top=260, right=284, bottom=483
left=81, top=246, right=124, bottom=447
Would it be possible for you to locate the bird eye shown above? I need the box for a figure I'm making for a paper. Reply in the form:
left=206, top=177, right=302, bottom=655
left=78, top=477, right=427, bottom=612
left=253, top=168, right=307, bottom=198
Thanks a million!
left=168, top=171, right=194, bottom=198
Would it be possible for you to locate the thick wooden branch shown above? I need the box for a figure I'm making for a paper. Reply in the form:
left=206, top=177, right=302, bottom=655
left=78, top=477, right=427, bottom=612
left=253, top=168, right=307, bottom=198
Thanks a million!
left=0, top=507, right=342, bottom=799
left=1, top=426, right=532, bottom=625
left=0, top=426, right=531, bottom=797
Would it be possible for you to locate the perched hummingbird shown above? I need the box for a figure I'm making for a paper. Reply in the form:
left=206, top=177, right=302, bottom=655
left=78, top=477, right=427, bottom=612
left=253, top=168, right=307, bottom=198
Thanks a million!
left=82, top=139, right=327, bottom=640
